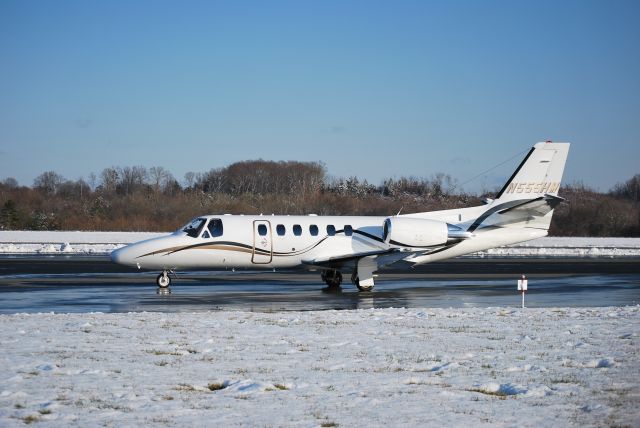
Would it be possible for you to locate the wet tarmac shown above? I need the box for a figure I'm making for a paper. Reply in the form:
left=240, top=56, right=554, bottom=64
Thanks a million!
left=0, top=256, right=639, bottom=313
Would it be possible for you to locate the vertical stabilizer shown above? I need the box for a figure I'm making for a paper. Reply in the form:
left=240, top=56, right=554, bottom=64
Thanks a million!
left=465, top=142, right=570, bottom=233
left=495, top=142, right=570, bottom=201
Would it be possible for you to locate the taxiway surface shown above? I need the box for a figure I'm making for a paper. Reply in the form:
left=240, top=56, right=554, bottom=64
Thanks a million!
left=1, top=256, right=639, bottom=313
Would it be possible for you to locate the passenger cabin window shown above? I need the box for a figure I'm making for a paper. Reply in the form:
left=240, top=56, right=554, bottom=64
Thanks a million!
left=293, top=224, right=302, bottom=236
left=327, top=225, right=336, bottom=236
left=309, top=225, right=318, bottom=236
left=182, top=218, right=206, bottom=238
left=207, top=219, right=223, bottom=237
left=258, top=224, right=268, bottom=236
left=276, top=224, right=285, bottom=236
left=344, top=225, right=353, bottom=236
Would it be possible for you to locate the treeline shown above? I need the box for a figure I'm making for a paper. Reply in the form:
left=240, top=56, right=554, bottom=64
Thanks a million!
left=0, top=161, right=638, bottom=236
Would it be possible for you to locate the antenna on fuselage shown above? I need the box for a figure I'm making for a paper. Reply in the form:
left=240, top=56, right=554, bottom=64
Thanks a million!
left=396, top=206, right=404, bottom=216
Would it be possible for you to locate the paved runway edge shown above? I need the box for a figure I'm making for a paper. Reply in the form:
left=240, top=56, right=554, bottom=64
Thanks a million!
left=1, top=256, right=639, bottom=277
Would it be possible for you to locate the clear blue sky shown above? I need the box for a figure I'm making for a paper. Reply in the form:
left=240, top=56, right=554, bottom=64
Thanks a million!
left=1, top=0, right=639, bottom=193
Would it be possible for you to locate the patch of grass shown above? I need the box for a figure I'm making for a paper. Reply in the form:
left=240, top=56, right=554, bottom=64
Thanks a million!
left=155, top=360, right=169, bottom=367
left=146, top=349, right=182, bottom=356
left=38, top=409, right=52, bottom=415
left=162, top=395, right=174, bottom=401
left=487, top=336, right=505, bottom=341
left=467, top=388, right=508, bottom=399
left=208, top=382, right=228, bottom=391
left=273, top=383, right=289, bottom=391
left=23, top=415, right=40, bottom=424
left=481, top=364, right=492, bottom=369
left=321, top=423, right=338, bottom=427
left=551, top=376, right=579, bottom=384
left=175, top=384, right=197, bottom=392
left=14, top=403, right=25, bottom=409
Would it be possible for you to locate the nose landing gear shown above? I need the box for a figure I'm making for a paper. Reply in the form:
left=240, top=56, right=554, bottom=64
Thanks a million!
left=156, top=270, right=172, bottom=295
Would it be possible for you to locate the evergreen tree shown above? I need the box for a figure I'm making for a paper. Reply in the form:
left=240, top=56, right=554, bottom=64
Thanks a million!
left=0, top=200, right=20, bottom=230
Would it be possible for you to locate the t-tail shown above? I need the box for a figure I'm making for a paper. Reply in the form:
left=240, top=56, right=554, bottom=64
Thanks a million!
left=468, top=141, right=570, bottom=233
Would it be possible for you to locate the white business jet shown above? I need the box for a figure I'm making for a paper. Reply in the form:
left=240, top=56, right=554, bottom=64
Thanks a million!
left=111, top=142, right=569, bottom=292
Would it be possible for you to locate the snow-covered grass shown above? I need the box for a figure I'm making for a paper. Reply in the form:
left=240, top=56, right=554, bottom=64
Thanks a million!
left=0, top=231, right=162, bottom=255
left=479, top=237, right=640, bottom=258
left=1, top=307, right=638, bottom=426
left=1, top=231, right=640, bottom=257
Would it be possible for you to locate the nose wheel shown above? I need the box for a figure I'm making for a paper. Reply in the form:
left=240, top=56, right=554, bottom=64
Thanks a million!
left=156, top=271, right=172, bottom=295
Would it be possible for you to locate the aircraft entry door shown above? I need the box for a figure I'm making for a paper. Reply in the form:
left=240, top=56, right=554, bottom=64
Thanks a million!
left=252, top=220, right=273, bottom=264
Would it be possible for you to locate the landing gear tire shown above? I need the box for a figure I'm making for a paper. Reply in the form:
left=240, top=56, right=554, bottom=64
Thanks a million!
left=352, top=271, right=374, bottom=292
left=156, top=271, right=171, bottom=295
left=354, top=277, right=374, bottom=292
left=321, top=270, right=342, bottom=288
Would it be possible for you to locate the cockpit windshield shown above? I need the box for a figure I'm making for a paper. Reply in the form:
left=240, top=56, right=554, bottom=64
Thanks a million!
left=180, top=218, right=207, bottom=238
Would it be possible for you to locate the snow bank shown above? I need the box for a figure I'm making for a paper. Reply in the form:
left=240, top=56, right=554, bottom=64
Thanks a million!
left=0, top=306, right=638, bottom=426
left=0, top=231, right=162, bottom=255
left=478, top=237, right=640, bottom=258
left=1, top=231, right=640, bottom=257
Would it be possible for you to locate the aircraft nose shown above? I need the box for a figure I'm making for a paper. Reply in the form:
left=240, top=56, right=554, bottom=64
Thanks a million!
left=110, top=246, right=132, bottom=266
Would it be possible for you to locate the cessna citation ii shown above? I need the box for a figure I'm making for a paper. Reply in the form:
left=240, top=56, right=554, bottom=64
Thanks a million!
left=111, top=142, right=569, bottom=292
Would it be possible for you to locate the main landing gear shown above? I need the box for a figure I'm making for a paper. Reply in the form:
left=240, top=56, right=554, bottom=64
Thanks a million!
left=156, top=270, right=172, bottom=295
left=321, top=269, right=342, bottom=288
left=351, top=272, right=374, bottom=292
left=320, top=266, right=375, bottom=292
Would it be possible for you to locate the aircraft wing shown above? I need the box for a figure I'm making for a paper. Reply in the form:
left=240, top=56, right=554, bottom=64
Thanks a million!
left=302, top=248, right=420, bottom=271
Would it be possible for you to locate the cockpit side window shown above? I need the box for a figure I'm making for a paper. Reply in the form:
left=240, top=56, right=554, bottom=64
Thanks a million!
left=182, top=218, right=206, bottom=238
left=207, top=219, right=224, bottom=237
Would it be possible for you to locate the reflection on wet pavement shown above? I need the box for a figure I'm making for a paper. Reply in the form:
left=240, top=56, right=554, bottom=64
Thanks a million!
left=1, top=272, right=639, bottom=313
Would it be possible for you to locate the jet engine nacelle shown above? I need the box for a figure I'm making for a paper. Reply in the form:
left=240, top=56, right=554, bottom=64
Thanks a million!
left=383, top=217, right=472, bottom=248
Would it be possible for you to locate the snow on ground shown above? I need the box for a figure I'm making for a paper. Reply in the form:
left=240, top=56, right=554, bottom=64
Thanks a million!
left=1, top=307, right=638, bottom=427
left=1, top=231, right=640, bottom=257
left=0, top=231, right=162, bottom=255
left=478, top=237, right=640, bottom=258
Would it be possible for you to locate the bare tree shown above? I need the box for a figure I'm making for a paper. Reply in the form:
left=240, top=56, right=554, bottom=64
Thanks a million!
left=149, top=166, right=171, bottom=193
left=2, top=177, right=19, bottom=189
left=184, top=171, right=196, bottom=189
left=118, top=166, right=147, bottom=195
left=100, top=167, right=119, bottom=193
left=612, top=174, right=640, bottom=203
left=33, top=171, right=64, bottom=194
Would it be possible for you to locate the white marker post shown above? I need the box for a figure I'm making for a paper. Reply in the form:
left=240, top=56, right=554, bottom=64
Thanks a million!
left=517, top=274, right=528, bottom=308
